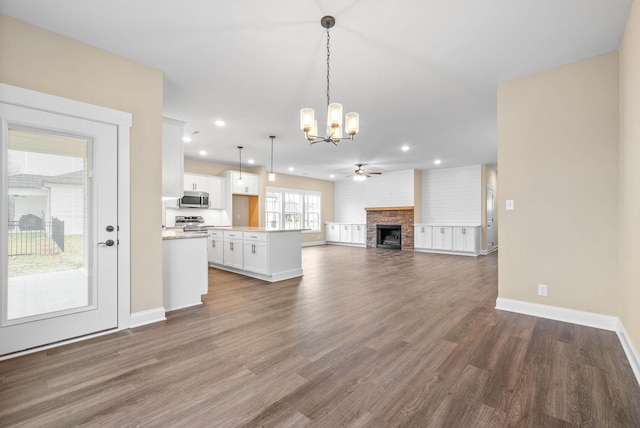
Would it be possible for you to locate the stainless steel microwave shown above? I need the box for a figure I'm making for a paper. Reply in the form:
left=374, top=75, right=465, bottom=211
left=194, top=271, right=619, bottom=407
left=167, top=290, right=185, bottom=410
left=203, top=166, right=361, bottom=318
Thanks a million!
left=179, top=191, right=209, bottom=208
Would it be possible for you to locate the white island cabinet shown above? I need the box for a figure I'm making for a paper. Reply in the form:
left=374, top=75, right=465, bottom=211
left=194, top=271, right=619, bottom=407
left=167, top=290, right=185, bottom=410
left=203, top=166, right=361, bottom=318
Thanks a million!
left=208, top=227, right=303, bottom=282
left=162, top=231, right=208, bottom=311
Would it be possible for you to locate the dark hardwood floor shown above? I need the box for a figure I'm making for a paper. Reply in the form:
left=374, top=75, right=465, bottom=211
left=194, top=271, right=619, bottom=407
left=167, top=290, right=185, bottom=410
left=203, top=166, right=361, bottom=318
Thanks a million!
left=1, top=246, right=639, bottom=427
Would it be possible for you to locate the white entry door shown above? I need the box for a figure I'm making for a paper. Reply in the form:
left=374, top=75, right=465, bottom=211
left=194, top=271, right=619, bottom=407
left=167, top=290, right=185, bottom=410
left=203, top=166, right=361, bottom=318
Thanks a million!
left=0, top=102, right=118, bottom=356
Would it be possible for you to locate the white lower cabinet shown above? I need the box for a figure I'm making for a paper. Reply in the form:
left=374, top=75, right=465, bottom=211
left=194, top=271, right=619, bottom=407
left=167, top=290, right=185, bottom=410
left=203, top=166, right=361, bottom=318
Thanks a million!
left=243, top=232, right=268, bottom=275
left=326, top=223, right=340, bottom=242
left=325, top=222, right=366, bottom=246
left=339, top=224, right=353, bottom=243
left=414, top=224, right=480, bottom=256
left=352, top=224, right=366, bottom=245
left=414, top=226, right=433, bottom=249
left=453, top=226, right=478, bottom=253
left=209, top=228, right=303, bottom=282
left=207, top=230, right=224, bottom=265
left=223, top=231, right=244, bottom=269
left=432, top=226, right=453, bottom=250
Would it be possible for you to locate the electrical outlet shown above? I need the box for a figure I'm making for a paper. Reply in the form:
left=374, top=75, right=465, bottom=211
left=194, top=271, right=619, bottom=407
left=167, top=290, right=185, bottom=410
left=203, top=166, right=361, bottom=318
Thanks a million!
left=538, top=284, right=548, bottom=296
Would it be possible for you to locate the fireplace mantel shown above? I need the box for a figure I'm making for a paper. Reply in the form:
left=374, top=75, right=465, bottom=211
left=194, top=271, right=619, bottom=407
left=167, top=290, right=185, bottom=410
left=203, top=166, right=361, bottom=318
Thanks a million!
left=364, top=206, right=414, bottom=212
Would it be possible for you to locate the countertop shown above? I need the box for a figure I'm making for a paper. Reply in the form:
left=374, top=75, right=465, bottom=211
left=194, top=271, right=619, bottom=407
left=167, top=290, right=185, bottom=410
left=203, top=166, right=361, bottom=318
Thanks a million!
left=162, top=229, right=208, bottom=240
left=207, top=226, right=307, bottom=233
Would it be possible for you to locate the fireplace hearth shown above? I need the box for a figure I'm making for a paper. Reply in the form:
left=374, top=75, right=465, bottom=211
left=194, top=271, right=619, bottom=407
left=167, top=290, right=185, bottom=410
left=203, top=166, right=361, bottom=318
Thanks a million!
left=377, top=225, right=402, bottom=250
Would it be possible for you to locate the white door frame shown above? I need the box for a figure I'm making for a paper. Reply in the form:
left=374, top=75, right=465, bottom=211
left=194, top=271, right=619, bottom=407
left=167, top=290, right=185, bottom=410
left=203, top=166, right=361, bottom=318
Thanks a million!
left=0, top=83, right=132, bottom=351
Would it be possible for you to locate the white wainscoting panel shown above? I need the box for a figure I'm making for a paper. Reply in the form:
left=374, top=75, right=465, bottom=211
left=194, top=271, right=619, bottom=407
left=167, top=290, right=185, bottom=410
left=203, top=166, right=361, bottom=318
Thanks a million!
left=421, top=165, right=481, bottom=224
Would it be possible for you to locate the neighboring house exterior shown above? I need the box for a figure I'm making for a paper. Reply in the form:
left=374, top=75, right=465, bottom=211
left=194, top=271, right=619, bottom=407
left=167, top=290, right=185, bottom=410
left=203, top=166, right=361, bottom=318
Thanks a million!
left=8, top=171, right=84, bottom=235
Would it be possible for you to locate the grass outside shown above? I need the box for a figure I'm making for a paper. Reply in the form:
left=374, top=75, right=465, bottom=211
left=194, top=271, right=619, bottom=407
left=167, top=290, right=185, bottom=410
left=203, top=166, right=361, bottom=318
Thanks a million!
left=8, top=234, right=84, bottom=277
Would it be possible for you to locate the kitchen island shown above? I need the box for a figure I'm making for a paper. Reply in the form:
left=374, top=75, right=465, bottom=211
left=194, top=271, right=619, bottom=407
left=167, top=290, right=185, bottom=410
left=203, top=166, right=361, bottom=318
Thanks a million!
left=207, top=227, right=303, bottom=282
left=162, top=229, right=208, bottom=311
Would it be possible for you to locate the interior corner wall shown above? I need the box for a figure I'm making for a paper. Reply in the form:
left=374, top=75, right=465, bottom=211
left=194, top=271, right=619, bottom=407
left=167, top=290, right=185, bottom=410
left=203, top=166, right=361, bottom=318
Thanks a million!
left=497, top=52, right=619, bottom=315
left=619, top=0, right=640, bottom=356
left=0, top=14, right=164, bottom=313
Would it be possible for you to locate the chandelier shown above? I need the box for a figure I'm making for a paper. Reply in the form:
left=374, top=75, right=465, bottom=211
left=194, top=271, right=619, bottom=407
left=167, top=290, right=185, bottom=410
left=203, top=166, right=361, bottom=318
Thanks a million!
left=300, top=16, right=359, bottom=145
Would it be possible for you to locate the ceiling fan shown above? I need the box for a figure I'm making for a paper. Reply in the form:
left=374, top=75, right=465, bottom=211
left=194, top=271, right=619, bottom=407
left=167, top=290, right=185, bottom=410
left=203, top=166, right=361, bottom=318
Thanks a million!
left=353, top=163, right=382, bottom=181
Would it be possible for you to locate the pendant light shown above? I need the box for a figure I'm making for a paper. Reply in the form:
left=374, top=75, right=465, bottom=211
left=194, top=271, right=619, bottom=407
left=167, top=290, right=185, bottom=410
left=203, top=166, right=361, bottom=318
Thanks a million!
left=237, top=145, right=243, bottom=184
left=268, top=135, right=276, bottom=182
left=300, top=16, right=359, bottom=145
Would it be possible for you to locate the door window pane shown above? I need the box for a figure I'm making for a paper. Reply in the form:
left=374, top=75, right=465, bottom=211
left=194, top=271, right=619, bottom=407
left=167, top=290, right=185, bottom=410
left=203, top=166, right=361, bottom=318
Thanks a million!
left=5, top=128, right=90, bottom=320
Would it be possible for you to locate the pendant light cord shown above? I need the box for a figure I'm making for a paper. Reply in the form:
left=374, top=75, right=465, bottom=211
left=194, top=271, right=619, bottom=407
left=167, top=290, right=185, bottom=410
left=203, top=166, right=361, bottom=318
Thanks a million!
left=326, top=26, right=331, bottom=108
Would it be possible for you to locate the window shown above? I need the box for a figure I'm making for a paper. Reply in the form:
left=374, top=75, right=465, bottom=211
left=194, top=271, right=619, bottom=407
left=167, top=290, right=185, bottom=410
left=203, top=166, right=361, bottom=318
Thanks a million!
left=265, top=187, right=322, bottom=232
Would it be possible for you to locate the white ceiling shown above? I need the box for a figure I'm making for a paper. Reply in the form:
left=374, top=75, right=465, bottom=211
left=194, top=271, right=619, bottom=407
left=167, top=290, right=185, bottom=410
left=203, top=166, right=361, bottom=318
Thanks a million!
left=0, top=0, right=632, bottom=181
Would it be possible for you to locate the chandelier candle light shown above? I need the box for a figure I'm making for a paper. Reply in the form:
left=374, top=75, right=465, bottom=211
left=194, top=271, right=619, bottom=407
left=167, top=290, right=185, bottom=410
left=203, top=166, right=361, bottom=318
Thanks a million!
left=300, top=16, right=359, bottom=145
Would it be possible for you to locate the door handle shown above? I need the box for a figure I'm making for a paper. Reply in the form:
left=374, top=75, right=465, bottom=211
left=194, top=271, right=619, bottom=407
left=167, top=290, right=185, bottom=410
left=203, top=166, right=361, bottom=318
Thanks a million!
left=98, top=239, right=115, bottom=247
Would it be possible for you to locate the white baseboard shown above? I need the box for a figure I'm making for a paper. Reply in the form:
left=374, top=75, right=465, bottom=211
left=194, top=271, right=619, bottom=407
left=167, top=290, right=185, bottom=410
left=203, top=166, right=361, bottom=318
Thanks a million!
left=480, top=246, right=498, bottom=256
left=496, top=297, right=640, bottom=386
left=495, top=297, right=618, bottom=331
left=616, top=319, right=640, bottom=385
left=302, top=241, right=326, bottom=247
left=130, top=307, right=166, bottom=328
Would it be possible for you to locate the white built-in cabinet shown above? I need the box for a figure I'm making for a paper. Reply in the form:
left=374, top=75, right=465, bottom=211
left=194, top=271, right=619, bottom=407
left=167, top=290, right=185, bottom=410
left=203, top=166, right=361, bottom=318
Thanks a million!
left=162, top=117, right=184, bottom=199
left=226, top=171, right=260, bottom=195
left=352, top=224, right=366, bottom=245
left=453, top=226, right=477, bottom=253
left=432, top=226, right=453, bottom=250
left=325, top=223, right=366, bottom=246
left=326, top=223, right=340, bottom=242
left=414, top=224, right=480, bottom=256
left=339, top=224, right=353, bottom=243
left=414, top=225, right=433, bottom=250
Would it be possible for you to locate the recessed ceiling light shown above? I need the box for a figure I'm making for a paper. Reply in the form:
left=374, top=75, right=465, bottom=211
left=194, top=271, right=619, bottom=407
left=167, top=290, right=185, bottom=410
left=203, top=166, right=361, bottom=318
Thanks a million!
left=199, top=150, right=207, bottom=156
left=182, top=136, right=192, bottom=143
left=288, top=166, right=295, bottom=172
left=330, top=174, right=335, bottom=178
left=401, top=145, right=410, bottom=152
left=248, top=159, right=255, bottom=164
left=214, top=120, right=225, bottom=127
left=434, top=159, right=442, bottom=165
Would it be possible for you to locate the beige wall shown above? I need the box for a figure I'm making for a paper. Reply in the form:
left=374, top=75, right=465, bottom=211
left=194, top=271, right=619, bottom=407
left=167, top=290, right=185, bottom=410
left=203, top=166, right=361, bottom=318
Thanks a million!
left=481, top=164, right=498, bottom=250
left=413, top=170, right=422, bottom=223
left=497, top=52, right=619, bottom=315
left=265, top=172, right=334, bottom=244
left=185, top=159, right=334, bottom=244
left=619, top=1, right=640, bottom=357
left=0, top=15, right=164, bottom=313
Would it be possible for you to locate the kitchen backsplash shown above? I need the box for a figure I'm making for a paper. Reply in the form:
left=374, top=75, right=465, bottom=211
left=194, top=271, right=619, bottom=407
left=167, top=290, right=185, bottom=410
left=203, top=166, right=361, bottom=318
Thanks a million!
left=165, top=206, right=231, bottom=227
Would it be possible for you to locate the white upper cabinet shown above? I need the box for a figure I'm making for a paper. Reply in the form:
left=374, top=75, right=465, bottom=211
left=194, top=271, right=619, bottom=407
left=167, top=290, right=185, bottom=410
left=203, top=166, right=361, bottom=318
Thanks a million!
left=162, top=117, right=184, bottom=199
left=184, top=173, right=209, bottom=192
left=208, top=176, right=225, bottom=209
left=226, top=171, right=260, bottom=195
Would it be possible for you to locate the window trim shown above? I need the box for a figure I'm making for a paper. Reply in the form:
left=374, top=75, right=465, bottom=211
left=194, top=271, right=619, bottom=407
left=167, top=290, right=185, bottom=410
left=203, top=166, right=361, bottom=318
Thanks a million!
left=265, top=186, right=322, bottom=233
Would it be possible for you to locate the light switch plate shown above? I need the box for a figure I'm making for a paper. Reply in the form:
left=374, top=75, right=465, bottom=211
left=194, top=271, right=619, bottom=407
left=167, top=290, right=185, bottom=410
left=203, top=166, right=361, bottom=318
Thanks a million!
left=506, top=199, right=515, bottom=211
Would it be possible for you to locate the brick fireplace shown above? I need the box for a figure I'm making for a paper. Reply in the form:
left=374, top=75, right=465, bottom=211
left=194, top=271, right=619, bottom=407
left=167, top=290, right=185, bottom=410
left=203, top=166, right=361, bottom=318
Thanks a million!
left=365, top=206, right=414, bottom=251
